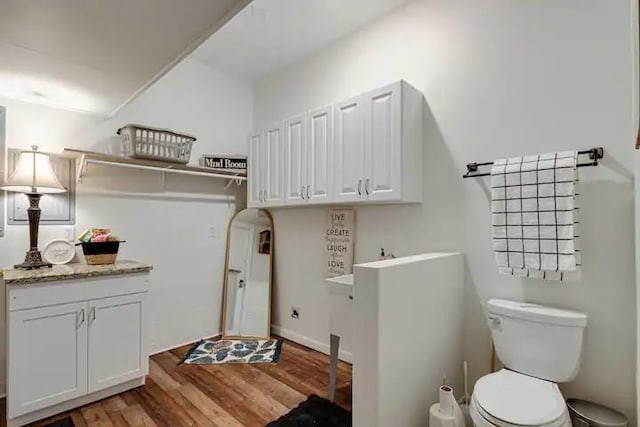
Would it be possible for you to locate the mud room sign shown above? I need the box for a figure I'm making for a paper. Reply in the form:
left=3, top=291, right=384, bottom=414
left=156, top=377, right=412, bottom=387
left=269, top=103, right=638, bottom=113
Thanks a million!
left=325, top=209, right=355, bottom=278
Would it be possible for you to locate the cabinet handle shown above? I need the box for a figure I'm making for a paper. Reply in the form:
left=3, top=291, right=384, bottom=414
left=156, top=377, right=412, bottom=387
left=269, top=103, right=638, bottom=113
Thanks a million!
left=301, top=185, right=306, bottom=199
left=90, top=307, right=96, bottom=322
left=263, top=189, right=267, bottom=202
left=365, top=178, right=370, bottom=195
left=357, top=180, right=362, bottom=196
left=306, top=185, right=310, bottom=199
left=78, top=308, right=85, bottom=327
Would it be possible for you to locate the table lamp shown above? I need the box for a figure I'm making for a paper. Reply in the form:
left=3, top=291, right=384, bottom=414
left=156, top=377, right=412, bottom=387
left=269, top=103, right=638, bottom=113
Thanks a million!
left=1, top=145, right=66, bottom=269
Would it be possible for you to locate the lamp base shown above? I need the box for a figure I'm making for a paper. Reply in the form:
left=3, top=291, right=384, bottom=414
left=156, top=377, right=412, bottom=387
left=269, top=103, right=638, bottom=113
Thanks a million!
left=14, top=249, right=52, bottom=270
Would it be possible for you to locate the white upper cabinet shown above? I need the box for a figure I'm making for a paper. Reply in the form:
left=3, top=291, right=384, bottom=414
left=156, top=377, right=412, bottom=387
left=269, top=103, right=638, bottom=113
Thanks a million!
left=364, top=82, right=403, bottom=201
left=306, top=106, right=332, bottom=203
left=264, top=123, right=284, bottom=206
left=282, top=107, right=333, bottom=206
left=284, top=114, right=307, bottom=205
left=334, top=96, right=366, bottom=203
left=248, top=124, right=284, bottom=208
left=248, top=132, right=263, bottom=208
left=248, top=80, right=422, bottom=207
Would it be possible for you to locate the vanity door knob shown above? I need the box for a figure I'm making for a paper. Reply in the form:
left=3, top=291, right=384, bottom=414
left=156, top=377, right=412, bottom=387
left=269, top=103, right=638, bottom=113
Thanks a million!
left=306, top=185, right=310, bottom=199
left=365, top=178, right=370, bottom=195
left=357, top=180, right=362, bottom=196
left=301, top=185, right=305, bottom=199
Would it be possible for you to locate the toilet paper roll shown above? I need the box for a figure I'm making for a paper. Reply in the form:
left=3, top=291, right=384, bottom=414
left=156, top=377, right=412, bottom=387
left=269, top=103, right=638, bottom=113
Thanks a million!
left=430, top=403, right=456, bottom=427
left=439, top=386, right=455, bottom=416
left=439, top=386, right=465, bottom=427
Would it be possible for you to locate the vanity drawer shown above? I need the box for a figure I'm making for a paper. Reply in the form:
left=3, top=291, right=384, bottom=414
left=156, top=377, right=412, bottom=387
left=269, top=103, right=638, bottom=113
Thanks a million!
left=8, top=274, right=150, bottom=311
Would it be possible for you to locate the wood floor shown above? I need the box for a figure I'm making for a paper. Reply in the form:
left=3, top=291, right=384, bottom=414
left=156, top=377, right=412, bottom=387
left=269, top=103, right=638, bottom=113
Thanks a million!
left=19, top=337, right=352, bottom=427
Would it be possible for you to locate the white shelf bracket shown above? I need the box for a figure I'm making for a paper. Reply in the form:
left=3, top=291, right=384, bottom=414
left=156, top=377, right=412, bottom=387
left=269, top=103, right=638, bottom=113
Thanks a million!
left=76, top=155, right=87, bottom=183
left=224, top=176, right=244, bottom=192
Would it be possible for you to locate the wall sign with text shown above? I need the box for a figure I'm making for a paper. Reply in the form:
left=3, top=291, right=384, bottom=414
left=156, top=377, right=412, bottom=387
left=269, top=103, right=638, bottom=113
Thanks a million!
left=200, top=155, right=247, bottom=172
left=325, top=209, right=355, bottom=278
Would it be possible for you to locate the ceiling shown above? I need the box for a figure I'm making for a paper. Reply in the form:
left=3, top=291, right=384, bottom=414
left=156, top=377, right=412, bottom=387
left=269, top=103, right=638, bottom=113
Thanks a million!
left=0, top=0, right=249, bottom=116
left=192, top=0, right=413, bottom=82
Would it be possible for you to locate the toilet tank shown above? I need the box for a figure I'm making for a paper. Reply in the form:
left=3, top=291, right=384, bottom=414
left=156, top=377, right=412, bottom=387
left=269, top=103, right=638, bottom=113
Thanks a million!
left=487, top=299, right=587, bottom=382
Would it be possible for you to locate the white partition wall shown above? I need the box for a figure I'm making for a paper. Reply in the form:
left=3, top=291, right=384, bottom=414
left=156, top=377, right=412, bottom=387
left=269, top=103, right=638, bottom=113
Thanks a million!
left=353, top=253, right=464, bottom=427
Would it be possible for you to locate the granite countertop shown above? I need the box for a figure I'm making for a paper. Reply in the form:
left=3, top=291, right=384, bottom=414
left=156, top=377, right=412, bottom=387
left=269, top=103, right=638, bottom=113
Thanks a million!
left=2, top=260, right=153, bottom=285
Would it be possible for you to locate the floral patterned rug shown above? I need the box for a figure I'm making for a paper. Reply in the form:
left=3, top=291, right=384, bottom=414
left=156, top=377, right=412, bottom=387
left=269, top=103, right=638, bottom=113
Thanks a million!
left=181, top=339, right=283, bottom=365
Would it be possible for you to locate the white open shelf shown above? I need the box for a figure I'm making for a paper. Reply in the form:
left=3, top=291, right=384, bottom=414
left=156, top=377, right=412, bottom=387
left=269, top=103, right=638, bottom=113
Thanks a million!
left=61, top=148, right=247, bottom=184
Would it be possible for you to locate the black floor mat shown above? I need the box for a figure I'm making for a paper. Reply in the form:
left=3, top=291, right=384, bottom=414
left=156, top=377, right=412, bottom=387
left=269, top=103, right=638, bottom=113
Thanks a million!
left=267, top=395, right=351, bottom=427
left=43, top=417, right=74, bottom=427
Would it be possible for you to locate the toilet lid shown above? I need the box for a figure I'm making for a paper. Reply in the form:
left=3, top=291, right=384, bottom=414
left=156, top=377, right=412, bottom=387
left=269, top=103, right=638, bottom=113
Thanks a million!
left=474, top=369, right=566, bottom=425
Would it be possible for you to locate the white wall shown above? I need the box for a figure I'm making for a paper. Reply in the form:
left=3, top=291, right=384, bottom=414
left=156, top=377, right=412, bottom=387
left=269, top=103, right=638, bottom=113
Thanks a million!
left=254, top=0, right=637, bottom=421
left=0, top=56, right=253, bottom=392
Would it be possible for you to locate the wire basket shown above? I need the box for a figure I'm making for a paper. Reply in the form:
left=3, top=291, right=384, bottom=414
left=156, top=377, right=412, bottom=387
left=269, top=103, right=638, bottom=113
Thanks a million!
left=118, top=124, right=196, bottom=164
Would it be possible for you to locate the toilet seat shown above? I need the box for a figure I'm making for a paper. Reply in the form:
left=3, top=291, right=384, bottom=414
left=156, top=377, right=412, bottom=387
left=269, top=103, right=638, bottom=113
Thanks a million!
left=471, top=369, right=569, bottom=427
left=471, top=394, right=570, bottom=427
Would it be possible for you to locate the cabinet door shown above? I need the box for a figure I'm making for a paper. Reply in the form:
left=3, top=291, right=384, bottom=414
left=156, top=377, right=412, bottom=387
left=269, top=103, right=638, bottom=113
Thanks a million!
left=8, top=301, right=88, bottom=418
left=88, top=293, right=147, bottom=393
left=307, top=106, right=332, bottom=204
left=334, top=96, right=365, bottom=202
left=364, top=82, right=402, bottom=201
left=248, top=132, right=263, bottom=208
left=284, top=115, right=307, bottom=205
left=264, top=123, right=284, bottom=206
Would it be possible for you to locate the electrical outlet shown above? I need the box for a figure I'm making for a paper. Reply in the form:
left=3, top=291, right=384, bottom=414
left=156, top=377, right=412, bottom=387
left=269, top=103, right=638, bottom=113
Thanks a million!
left=208, top=226, right=217, bottom=238
left=291, top=307, right=300, bottom=319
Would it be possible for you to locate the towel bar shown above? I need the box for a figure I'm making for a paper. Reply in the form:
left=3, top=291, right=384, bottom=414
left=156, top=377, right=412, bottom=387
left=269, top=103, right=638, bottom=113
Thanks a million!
left=463, top=147, right=604, bottom=178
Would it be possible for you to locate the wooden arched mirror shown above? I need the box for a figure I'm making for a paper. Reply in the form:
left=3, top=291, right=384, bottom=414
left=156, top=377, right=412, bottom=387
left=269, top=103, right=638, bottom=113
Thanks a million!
left=221, top=208, right=273, bottom=339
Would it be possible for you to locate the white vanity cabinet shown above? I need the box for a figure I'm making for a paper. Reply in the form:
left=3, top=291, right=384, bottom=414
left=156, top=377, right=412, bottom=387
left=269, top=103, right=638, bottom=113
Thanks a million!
left=9, top=301, right=89, bottom=416
left=5, top=264, right=151, bottom=427
left=248, top=80, right=423, bottom=208
left=87, top=293, right=147, bottom=392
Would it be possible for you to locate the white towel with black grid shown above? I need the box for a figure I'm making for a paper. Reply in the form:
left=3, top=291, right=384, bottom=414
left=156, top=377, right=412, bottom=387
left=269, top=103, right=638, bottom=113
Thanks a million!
left=491, top=151, right=581, bottom=281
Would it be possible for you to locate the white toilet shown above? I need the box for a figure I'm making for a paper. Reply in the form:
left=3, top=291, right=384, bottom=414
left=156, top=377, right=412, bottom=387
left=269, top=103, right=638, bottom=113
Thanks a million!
left=470, top=299, right=588, bottom=427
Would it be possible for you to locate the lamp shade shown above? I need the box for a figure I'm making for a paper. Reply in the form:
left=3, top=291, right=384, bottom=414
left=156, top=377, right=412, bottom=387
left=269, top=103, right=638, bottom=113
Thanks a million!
left=1, top=146, right=66, bottom=194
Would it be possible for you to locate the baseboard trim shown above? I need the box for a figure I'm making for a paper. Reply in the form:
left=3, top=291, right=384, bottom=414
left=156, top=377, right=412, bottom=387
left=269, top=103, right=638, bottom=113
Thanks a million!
left=149, top=332, right=221, bottom=356
left=271, top=325, right=353, bottom=364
